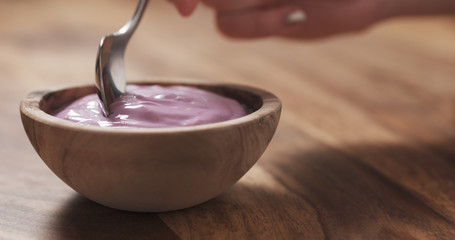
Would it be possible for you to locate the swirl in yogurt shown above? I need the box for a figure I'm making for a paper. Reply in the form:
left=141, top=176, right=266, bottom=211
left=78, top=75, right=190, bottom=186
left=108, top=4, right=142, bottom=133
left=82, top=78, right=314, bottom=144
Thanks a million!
left=53, top=85, right=247, bottom=128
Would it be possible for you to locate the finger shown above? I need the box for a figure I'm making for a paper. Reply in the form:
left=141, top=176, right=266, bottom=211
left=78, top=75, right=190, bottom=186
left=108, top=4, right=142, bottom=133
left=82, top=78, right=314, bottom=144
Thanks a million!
left=217, top=5, right=306, bottom=38
left=282, top=1, right=383, bottom=39
left=217, top=1, right=383, bottom=39
left=170, top=0, right=198, bottom=17
left=202, top=0, right=282, bottom=12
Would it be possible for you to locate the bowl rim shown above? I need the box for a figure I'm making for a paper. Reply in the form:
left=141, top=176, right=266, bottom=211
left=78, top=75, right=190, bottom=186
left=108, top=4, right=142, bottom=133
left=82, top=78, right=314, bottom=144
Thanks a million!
left=20, top=78, right=281, bottom=135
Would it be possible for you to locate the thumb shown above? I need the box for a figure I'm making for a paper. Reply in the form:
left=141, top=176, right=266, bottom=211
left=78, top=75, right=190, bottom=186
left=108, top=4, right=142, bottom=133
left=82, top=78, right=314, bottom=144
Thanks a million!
left=169, top=0, right=198, bottom=17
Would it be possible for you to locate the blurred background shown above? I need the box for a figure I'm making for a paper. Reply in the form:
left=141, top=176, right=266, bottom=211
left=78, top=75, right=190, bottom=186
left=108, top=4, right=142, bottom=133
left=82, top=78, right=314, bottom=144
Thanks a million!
left=2, top=0, right=454, bottom=145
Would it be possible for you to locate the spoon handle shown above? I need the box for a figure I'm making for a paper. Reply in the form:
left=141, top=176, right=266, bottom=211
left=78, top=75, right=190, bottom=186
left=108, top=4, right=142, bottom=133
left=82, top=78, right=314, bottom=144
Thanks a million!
left=95, top=0, right=149, bottom=116
left=117, top=0, right=149, bottom=38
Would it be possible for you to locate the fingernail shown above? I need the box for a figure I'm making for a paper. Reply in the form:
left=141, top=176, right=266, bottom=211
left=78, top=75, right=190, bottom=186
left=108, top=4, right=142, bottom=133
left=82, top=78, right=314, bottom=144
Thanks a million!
left=286, top=10, right=307, bottom=24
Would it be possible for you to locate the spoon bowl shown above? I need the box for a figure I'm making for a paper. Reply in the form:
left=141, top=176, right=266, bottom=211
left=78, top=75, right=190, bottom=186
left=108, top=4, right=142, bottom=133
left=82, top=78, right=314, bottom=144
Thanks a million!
left=20, top=79, right=281, bottom=212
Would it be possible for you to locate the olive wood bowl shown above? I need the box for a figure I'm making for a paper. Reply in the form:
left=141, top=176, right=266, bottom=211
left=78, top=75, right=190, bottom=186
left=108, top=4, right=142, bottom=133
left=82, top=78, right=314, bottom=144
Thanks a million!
left=20, top=79, right=281, bottom=212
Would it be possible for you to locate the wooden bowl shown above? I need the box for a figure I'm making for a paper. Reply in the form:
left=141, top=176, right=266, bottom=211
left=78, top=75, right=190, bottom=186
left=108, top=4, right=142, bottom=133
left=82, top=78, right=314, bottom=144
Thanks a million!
left=20, top=80, right=281, bottom=212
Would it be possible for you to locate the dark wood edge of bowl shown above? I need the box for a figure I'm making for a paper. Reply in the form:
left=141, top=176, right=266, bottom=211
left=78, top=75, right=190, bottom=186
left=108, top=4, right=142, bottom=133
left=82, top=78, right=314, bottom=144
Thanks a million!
left=20, top=79, right=282, bottom=134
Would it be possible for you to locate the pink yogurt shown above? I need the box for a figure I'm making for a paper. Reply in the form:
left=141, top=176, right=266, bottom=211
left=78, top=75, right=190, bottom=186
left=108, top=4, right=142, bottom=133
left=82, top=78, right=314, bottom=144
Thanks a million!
left=53, top=85, right=247, bottom=128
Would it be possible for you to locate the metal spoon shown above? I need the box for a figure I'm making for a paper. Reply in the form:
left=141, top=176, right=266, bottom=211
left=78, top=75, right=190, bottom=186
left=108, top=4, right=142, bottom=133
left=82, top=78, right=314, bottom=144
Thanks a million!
left=95, top=0, right=149, bottom=116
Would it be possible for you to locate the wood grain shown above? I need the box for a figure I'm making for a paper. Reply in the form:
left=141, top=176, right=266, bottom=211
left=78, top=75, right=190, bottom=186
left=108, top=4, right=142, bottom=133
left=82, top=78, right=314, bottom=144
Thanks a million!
left=1, top=0, right=455, bottom=239
left=20, top=81, right=280, bottom=212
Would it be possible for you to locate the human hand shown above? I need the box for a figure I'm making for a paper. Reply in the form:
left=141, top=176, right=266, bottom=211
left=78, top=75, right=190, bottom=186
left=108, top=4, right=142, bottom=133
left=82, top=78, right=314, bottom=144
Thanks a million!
left=171, top=0, right=385, bottom=38
left=171, top=0, right=455, bottom=39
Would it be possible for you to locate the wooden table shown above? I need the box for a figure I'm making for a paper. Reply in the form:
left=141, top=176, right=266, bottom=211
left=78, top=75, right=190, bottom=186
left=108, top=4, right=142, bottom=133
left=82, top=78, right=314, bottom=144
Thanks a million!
left=1, top=1, right=455, bottom=239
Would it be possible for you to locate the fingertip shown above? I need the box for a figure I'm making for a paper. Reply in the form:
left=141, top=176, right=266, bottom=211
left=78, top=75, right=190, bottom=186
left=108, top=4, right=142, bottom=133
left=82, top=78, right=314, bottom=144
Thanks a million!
left=216, top=6, right=306, bottom=39
left=173, top=0, right=198, bottom=17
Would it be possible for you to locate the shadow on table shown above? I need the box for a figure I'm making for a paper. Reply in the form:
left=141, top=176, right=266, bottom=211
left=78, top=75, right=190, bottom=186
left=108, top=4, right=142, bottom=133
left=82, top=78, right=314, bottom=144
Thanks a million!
left=50, top=138, right=455, bottom=239
left=50, top=195, right=179, bottom=240
left=259, top=138, right=455, bottom=239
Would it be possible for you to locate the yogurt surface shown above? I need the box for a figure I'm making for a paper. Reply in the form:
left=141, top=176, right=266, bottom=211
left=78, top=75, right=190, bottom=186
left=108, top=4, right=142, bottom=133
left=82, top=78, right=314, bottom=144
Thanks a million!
left=53, top=85, right=246, bottom=128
